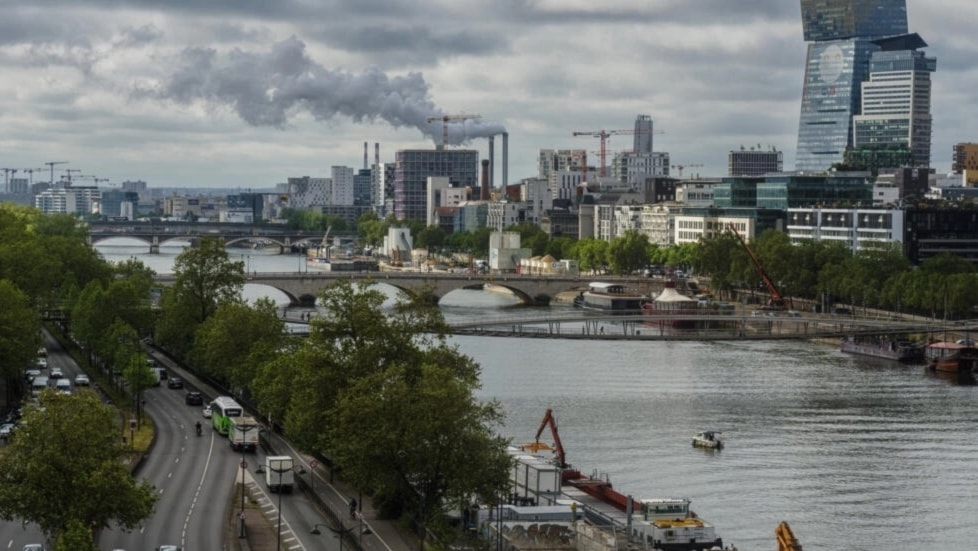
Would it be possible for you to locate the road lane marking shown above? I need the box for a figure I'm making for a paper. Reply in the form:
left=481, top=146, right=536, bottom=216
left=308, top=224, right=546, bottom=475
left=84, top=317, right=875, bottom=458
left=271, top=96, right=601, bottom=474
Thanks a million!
left=180, top=427, right=216, bottom=547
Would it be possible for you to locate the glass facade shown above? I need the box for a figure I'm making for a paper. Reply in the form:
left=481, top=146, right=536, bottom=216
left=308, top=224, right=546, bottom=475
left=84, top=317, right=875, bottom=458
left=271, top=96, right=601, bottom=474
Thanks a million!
left=796, top=39, right=878, bottom=172
left=801, top=0, right=907, bottom=41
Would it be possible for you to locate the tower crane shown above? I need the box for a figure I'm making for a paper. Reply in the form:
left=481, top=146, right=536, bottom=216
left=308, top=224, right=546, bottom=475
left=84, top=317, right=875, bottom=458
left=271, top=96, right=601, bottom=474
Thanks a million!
left=45, top=161, right=68, bottom=185
left=572, top=127, right=661, bottom=177
left=64, top=168, right=83, bottom=186
left=21, top=168, right=45, bottom=185
left=1, top=168, right=17, bottom=189
left=671, top=163, right=703, bottom=178
left=425, top=114, right=481, bottom=150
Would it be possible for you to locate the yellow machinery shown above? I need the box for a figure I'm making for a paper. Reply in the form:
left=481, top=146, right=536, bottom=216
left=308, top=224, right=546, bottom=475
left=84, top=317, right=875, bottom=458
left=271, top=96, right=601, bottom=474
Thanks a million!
left=776, top=521, right=802, bottom=551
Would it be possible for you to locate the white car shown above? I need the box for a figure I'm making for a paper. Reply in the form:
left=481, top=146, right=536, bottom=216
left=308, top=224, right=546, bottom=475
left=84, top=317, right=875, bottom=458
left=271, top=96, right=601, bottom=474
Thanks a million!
left=36, top=357, right=47, bottom=368
left=49, top=368, right=63, bottom=379
left=202, top=405, right=212, bottom=419
left=74, top=374, right=90, bottom=386
left=0, top=423, right=15, bottom=440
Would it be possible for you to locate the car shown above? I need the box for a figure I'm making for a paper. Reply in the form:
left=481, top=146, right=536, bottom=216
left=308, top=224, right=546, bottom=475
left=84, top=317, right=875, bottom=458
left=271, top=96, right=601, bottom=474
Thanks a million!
left=49, top=368, right=63, bottom=379
left=74, top=374, right=90, bottom=386
left=167, top=377, right=184, bottom=389
left=0, top=423, right=15, bottom=440
left=25, top=368, right=41, bottom=380
left=36, top=357, right=47, bottom=368
left=22, top=544, right=46, bottom=551
left=202, top=405, right=212, bottom=418
left=185, top=391, right=203, bottom=405
left=37, top=346, right=47, bottom=357
left=156, top=546, right=181, bottom=551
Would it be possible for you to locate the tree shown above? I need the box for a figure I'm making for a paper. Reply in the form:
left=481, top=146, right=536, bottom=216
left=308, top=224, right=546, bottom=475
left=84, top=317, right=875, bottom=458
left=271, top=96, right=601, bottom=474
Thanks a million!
left=607, top=230, right=650, bottom=275
left=0, top=390, right=158, bottom=540
left=0, top=280, right=42, bottom=402
left=416, top=225, right=447, bottom=250
left=192, top=298, right=286, bottom=391
left=155, top=238, right=245, bottom=359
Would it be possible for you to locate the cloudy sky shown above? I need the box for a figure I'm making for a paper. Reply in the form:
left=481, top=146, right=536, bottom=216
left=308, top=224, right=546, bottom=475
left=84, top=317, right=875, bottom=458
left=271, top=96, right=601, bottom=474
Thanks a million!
left=0, top=0, right=973, bottom=190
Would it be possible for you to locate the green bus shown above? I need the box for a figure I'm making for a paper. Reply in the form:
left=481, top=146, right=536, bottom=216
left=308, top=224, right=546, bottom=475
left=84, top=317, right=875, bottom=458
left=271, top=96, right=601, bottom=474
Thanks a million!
left=210, top=396, right=244, bottom=435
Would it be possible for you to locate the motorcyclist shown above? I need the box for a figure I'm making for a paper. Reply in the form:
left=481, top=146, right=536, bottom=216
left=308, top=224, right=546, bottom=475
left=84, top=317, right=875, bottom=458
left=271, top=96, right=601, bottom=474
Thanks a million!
left=195, top=421, right=202, bottom=436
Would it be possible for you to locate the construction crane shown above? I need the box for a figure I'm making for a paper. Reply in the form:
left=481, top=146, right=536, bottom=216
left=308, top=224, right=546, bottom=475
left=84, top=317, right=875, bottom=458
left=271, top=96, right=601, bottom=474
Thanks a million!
left=21, top=168, right=45, bottom=185
left=776, top=521, right=803, bottom=551
left=425, top=114, right=481, bottom=150
left=728, top=222, right=788, bottom=311
left=671, top=163, right=703, bottom=178
left=1, top=168, right=17, bottom=189
left=521, top=408, right=569, bottom=469
left=572, top=127, right=661, bottom=177
left=64, top=168, right=83, bottom=186
left=45, top=161, right=68, bottom=185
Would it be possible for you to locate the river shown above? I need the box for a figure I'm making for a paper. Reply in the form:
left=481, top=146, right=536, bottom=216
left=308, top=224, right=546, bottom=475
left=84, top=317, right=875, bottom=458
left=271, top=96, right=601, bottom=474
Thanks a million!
left=97, top=238, right=978, bottom=550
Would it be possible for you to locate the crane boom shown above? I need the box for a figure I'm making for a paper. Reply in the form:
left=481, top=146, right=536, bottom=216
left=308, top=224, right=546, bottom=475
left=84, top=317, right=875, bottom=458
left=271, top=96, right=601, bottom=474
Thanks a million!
left=728, top=223, right=787, bottom=310
left=425, top=114, right=481, bottom=149
left=776, top=521, right=803, bottom=551
left=527, top=408, right=568, bottom=469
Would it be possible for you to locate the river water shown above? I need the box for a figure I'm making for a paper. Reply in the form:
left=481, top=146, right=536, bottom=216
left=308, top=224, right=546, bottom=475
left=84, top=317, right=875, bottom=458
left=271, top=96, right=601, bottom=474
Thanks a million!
left=97, top=239, right=978, bottom=550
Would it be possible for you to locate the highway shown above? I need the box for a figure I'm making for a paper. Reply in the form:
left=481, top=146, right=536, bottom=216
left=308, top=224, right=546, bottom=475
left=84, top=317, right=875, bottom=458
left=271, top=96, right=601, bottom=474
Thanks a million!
left=0, top=331, right=334, bottom=551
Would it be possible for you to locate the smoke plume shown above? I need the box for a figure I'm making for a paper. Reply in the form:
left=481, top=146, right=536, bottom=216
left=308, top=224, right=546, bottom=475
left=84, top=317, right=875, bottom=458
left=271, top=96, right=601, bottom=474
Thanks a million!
left=146, top=36, right=505, bottom=145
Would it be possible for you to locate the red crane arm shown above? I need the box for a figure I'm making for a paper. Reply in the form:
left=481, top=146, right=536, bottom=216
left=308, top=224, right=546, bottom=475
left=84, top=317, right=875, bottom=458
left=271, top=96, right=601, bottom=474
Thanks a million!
left=728, top=223, right=786, bottom=308
left=534, top=408, right=567, bottom=468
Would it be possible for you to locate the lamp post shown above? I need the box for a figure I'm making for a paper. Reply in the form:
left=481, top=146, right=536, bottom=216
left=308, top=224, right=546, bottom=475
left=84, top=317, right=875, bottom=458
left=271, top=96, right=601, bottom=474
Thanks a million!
left=310, top=521, right=356, bottom=551
left=237, top=422, right=258, bottom=538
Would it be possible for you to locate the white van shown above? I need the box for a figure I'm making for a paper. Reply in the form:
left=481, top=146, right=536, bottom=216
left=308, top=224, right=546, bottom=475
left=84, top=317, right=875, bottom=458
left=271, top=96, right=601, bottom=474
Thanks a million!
left=31, top=376, right=49, bottom=396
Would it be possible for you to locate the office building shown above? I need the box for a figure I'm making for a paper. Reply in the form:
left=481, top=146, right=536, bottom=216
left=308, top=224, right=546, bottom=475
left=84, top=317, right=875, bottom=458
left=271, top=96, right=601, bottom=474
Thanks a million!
left=728, top=148, right=783, bottom=177
left=852, top=39, right=936, bottom=167
left=393, top=149, right=478, bottom=221
left=796, top=0, right=910, bottom=172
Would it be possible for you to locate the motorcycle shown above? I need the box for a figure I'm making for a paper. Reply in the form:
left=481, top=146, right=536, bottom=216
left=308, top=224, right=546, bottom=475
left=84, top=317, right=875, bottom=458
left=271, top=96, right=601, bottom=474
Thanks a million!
left=195, top=422, right=202, bottom=436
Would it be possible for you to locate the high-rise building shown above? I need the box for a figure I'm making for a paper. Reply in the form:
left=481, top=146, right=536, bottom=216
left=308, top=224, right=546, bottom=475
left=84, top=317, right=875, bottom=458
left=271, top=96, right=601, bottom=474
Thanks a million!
left=728, top=148, right=784, bottom=177
left=796, top=0, right=910, bottom=172
left=852, top=37, right=936, bottom=167
left=633, top=114, right=654, bottom=155
left=952, top=143, right=978, bottom=173
left=393, top=149, right=478, bottom=221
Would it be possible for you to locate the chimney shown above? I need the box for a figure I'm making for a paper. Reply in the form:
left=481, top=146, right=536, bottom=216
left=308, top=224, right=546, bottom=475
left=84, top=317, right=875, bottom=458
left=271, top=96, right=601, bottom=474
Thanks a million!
left=488, top=135, right=495, bottom=193
left=375, top=142, right=380, bottom=166
left=363, top=142, right=368, bottom=170
left=502, top=132, right=509, bottom=189
left=481, top=159, right=490, bottom=200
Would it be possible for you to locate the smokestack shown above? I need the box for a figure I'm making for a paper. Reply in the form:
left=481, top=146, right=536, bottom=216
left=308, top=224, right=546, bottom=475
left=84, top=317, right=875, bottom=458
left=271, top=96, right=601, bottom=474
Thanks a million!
left=363, top=142, right=368, bottom=170
left=502, top=132, right=509, bottom=189
left=488, top=135, right=495, bottom=193
left=481, top=159, right=490, bottom=200
left=374, top=143, right=379, bottom=166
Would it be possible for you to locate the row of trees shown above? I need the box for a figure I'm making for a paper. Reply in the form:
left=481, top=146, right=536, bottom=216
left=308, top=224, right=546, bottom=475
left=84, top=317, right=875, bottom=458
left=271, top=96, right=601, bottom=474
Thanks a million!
left=0, top=204, right=159, bottom=549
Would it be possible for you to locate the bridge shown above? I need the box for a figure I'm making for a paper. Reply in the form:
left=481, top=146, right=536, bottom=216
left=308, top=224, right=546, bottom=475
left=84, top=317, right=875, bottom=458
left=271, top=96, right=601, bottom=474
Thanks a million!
left=154, top=271, right=614, bottom=307
left=88, top=220, right=330, bottom=253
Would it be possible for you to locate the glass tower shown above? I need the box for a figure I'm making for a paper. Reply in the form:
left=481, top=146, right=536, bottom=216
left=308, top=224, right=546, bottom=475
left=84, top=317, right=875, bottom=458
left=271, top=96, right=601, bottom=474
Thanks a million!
left=796, top=0, right=909, bottom=173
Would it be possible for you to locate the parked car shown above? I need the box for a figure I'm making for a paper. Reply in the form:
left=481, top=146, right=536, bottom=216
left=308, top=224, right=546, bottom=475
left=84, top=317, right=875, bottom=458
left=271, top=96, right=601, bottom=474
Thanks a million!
left=0, top=423, right=15, bottom=440
left=167, top=377, right=184, bottom=389
left=74, top=374, right=90, bottom=386
left=185, top=391, right=203, bottom=406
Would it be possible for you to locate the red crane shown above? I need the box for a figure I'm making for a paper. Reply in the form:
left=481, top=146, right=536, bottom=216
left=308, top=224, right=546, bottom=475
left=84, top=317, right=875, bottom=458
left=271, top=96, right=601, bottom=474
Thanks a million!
left=728, top=223, right=788, bottom=310
left=573, top=128, right=662, bottom=177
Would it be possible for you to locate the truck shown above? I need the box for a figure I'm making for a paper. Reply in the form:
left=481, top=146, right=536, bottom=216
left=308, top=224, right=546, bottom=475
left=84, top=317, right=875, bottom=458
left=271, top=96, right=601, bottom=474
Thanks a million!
left=265, top=455, right=294, bottom=493
left=228, top=415, right=260, bottom=452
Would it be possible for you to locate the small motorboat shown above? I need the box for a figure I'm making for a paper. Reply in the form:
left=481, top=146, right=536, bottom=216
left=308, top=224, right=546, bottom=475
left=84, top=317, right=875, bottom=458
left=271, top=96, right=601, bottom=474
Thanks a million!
left=692, top=431, right=723, bottom=449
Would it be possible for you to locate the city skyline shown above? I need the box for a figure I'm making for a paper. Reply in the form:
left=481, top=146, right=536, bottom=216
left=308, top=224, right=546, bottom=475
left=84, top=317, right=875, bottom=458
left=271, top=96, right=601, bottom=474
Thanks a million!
left=1, top=0, right=975, bottom=189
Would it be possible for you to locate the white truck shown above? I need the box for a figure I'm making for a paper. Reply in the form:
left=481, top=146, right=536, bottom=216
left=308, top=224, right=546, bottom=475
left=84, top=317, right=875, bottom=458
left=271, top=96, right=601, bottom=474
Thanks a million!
left=265, top=455, right=294, bottom=493
left=228, top=415, right=260, bottom=452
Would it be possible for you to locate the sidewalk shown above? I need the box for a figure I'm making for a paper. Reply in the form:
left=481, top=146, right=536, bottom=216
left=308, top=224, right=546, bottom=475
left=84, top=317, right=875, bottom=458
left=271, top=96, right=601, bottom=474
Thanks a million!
left=149, top=348, right=416, bottom=551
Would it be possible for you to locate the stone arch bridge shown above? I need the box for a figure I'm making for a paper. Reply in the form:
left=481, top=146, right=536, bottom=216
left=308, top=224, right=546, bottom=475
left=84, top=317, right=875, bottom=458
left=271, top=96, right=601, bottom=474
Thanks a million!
left=155, top=272, right=661, bottom=307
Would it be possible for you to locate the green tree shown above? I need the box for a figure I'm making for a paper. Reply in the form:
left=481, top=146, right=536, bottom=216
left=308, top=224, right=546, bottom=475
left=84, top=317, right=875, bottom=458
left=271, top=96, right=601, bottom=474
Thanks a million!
left=416, top=225, right=447, bottom=250
left=192, top=298, right=285, bottom=391
left=155, top=238, right=245, bottom=359
left=0, top=280, right=42, bottom=402
left=54, top=519, right=99, bottom=551
left=0, top=390, right=158, bottom=540
left=607, top=230, right=651, bottom=275
left=574, top=238, right=609, bottom=274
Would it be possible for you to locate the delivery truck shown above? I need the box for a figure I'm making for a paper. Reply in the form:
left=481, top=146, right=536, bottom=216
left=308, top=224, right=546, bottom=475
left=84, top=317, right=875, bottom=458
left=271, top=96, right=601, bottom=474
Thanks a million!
left=228, top=415, right=260, bottom=452
left=265, top=455, right=294, bottom=493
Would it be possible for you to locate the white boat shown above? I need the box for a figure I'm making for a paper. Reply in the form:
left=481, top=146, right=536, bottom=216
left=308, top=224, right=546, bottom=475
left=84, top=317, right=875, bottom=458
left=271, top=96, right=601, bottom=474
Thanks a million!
left=573, top=282, right=647, bottom=313
left=692, top=431, right=723, bottom=449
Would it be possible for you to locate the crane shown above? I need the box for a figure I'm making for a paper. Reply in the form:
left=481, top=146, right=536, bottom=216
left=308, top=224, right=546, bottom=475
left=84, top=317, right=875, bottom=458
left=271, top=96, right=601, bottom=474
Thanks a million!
left=776, top=521, right=803, bottom=551
left=45, top=161, right=68, bottom=185
left=572, top=127, right=662, bottom=177
left=521, top=408, right=569, bottom=469
left=425, top=114, right=481, bottom=149
left=21, top=168, right=45, bottom=185
left=64, top=169, right=83, bottom=186
left=1, top=168, right=17, bottom=189
left=671, top=163, right=703, bottom=178
left=728, top=222, right=788, bottom=311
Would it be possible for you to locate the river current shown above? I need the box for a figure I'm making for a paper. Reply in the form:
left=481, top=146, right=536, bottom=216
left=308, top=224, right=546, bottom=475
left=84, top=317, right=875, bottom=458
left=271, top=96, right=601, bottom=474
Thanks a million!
left=98, top=240, right=978, bottom=550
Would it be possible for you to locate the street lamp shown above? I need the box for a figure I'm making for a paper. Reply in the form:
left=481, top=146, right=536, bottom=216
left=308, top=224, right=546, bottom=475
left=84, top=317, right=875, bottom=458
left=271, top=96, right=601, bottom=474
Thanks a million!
left=310, top=521, right=356, bottom=551
left=237, top=422, right=258, bottom=538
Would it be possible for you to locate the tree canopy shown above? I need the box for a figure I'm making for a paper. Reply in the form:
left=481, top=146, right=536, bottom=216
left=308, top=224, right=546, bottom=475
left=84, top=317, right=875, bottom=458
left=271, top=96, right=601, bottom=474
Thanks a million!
left=0, top=390, right=158, bottom=541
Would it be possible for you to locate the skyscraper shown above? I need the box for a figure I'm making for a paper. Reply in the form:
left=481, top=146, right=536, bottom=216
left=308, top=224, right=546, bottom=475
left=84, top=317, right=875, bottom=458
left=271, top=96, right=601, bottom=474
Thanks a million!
left=393, top=149, right=478, bottom=221
left=795, top=0, right=911, bottom=172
